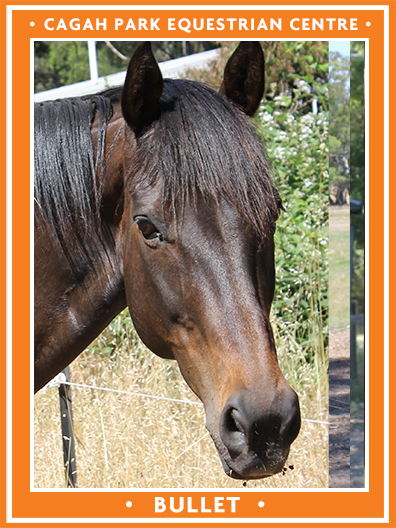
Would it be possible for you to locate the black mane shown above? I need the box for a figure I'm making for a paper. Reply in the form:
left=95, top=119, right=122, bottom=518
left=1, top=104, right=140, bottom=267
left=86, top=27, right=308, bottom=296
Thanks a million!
left=34, top=90, right=117, bottom=276
left=34, top=80, right=280, bottom=276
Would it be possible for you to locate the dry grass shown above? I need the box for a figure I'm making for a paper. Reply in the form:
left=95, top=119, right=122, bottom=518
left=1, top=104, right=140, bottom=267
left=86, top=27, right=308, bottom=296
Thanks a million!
left=34, top=312, right=328, bottom=489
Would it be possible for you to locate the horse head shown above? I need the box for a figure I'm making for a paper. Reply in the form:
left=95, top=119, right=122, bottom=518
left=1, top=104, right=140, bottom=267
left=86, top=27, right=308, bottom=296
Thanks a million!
left=120, top=42, right=300, bottom=479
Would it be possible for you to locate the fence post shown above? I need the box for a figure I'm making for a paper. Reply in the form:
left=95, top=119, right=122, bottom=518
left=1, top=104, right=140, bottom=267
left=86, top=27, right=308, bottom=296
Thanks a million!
left=87, top=40, right=99, bottom=84
left=59, top=367, right=77, bottom=487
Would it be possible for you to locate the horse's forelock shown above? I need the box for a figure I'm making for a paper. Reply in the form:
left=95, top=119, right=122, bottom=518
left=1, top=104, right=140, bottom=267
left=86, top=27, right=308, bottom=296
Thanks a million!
left=130, top=79, right=280, bottom=240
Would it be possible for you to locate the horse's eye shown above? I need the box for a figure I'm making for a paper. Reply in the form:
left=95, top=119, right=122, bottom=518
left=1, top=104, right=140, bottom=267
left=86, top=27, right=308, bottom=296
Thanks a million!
left=135, top=218, right=163, bottom=241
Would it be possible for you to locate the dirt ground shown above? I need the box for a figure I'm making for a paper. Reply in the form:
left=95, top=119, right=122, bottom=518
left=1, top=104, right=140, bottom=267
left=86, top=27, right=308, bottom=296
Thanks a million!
left=329, top=328, right=364, bottom=488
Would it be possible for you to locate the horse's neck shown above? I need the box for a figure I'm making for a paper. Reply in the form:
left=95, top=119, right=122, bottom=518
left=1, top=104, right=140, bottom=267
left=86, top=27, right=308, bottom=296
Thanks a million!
left=35, top=218, right=127, bottom=391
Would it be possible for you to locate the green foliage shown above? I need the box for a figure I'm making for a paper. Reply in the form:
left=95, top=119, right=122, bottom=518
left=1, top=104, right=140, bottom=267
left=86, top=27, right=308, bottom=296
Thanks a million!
left=262, top=41, right=328, bottom=112
left=257, top=97, right=329, bottom=359
left=34, top=41, right=219, bottom=92
left=350, top=42, right=365, bottom=313
left=35, top=41, right=90, bottom=91
left=350, top=43, right=365, bottom=226
left=88, top=309, right=139, bottom=364
left=328, top=51, right=350, bottom=204
left=350, top=41, right=365, bottom=199
left=184, top=41, right=328, bottom=108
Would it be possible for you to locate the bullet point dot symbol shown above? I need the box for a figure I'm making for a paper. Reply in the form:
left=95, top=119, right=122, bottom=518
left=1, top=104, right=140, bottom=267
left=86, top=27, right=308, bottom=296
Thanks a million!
left=30, top=21, right=35, bottom=26
left=258, top=501, right=265, bottom=508
left=126, top=501, right=132, bottom=508
left=366, top=21, right=371, bottom=26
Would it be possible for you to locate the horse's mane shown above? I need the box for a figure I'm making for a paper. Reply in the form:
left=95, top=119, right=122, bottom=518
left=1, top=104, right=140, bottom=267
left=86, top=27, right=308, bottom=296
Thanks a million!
left=34, top=80, right=280, bottom=277
left=34, top=90, right=117, bottom=277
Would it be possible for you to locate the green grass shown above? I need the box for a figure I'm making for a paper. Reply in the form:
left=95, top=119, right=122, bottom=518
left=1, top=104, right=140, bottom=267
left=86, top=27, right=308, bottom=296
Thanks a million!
left=329, top=206, right=350, bottom=331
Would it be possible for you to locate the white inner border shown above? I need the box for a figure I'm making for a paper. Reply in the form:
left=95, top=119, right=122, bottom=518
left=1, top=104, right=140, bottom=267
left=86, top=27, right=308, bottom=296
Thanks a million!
left=5, top=3, right=390, bottom=524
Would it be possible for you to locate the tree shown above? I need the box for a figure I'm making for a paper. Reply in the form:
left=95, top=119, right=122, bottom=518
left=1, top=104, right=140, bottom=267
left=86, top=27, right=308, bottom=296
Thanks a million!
left=328, top=51, right=350, bottom=204
left=34, top=41, right=219, bottom=92
left=350, top=42, right=365, bottom=313
left=350, top=42, right=365, bottom=206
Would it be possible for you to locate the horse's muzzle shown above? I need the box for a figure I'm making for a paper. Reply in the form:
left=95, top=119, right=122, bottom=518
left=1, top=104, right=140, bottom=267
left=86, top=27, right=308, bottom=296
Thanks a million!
left=216, top=387, right=301, bottom=479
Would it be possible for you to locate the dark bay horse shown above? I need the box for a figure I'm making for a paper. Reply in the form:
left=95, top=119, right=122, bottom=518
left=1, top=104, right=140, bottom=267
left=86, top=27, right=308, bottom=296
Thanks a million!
left=34, top=41, right=300, bottom=480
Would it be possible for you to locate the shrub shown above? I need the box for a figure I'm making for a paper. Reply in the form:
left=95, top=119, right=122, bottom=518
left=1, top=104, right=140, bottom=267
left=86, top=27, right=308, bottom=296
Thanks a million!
left=257, top=56, right=329, bottom=361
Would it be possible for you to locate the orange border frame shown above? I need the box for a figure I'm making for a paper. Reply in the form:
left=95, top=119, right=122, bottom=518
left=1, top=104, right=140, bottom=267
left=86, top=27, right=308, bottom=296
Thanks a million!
left=1, top=1, right=394, bottom=526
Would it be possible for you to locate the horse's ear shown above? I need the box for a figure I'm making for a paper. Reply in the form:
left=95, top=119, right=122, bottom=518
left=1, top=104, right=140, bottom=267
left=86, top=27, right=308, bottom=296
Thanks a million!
left=121, top=42, right=164, bottom=130
left=219, top=42, right=265, bottom=117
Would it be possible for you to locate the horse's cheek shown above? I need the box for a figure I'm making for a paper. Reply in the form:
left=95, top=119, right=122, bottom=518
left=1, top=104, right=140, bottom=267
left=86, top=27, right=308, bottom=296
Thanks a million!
left=123, top=239, right=176, bottom=359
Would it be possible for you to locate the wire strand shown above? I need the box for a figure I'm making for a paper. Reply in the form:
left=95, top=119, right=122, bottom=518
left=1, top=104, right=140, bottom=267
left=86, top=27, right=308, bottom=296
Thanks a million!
left=46, top=374, right=329, bottom=425
left=52, top=378, right=204, bottom=406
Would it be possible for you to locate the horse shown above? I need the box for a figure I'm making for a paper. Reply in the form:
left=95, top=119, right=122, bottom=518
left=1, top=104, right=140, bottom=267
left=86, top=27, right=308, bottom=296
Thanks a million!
left=34, top=41, right=300, bottom=480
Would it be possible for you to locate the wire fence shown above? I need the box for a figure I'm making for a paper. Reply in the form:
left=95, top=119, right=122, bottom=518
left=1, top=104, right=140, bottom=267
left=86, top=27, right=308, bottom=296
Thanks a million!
left=45, top=368, right=329, bottom=488
left=47, top=371, right=329, bottom=424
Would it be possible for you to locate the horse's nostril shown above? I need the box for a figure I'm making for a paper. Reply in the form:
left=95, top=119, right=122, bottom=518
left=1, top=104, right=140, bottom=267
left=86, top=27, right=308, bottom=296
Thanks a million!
left=229, top=409, right=245, bottom=434
left=220, top=404, right=248, bottom=457
left=220, top=388, right=301, bottom=463
left=216, top=388, right=302, bottom=479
